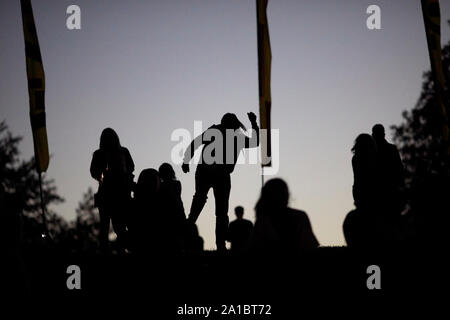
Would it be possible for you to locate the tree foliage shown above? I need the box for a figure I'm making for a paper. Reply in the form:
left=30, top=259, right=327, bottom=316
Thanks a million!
left=391, top=26, right=450, bottom=246
left=391, top=31, right=450, bottom=186
left=0, top=120, right=65, bottom=244
left=74, top=187, right=102, bottom=253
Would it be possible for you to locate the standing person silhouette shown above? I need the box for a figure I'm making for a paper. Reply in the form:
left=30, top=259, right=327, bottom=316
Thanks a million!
left=90, top=128, right=134, bottom=253
left=182, top=112, right=259, bottom=252
left=371, top=124, right=404, bottom=214
left=227, top=206, right=253, bottom=252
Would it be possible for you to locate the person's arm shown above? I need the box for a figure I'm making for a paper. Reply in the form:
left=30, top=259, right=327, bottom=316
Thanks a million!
left=182, top=129, right=207, bottom=173
left=123, top=147, right=135, bottom=174
left=175, top=180, right=182, bottom=195
left=244, top=112, right=259, bottom=148
left=90, top=150, right=104, bottom=181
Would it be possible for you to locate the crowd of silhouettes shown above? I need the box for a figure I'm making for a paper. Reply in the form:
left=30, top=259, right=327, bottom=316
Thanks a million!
left=89, top=121, right=427, bottom=256
left=90, top=130, right=204, bottom=255
left=89, top=117, right=322, bottom=256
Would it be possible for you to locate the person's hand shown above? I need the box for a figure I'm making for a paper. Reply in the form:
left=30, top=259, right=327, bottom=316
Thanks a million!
left=182, top=163, right=190, bottom=173
left=247, top=112, right=257, bottom=124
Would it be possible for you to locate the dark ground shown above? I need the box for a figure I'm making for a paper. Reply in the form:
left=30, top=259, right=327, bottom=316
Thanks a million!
left=3, top=245, right=445, bottom=317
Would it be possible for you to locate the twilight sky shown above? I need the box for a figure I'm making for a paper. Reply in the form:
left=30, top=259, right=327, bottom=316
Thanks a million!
left=1, top=0, right=450, bottom=249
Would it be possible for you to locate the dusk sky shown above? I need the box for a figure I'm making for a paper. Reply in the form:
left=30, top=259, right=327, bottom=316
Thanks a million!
left=2, top=0, right=450, bottom=249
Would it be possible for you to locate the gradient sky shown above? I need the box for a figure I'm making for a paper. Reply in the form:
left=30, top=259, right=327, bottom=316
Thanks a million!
left=1, top=0, right=450, bottom=249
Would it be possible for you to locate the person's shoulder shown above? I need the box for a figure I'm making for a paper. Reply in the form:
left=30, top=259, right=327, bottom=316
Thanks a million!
left=92, top=149, right=103, bottom=158
left=120, top=146, right=130, bottom=153
left=387, top=142, right=399, bottom=152
left=208, top=124, right=220, bottom=130
left=286, top=208, right=309, bottom=221
left=171, top=180, right=182, bottom=193
left=244, top=219, right=254, bottom=227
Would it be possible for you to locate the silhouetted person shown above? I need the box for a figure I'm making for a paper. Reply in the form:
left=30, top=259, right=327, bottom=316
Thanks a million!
left=90, top=128, right=134, bottom=253
left=351, top=133, right=379, bottom=210
left=158, top=162, right=186, bottom=252
left=346, top=133, right=398, bottom=248
left=227, top=206, right=253, bottom=252
left=372, top=124, right=404, bottom=214
left=249, top=178, right=319, bottom=255
left=182, top=112, right=259, bottom=252
left=129, top=168, right=161, bottom=253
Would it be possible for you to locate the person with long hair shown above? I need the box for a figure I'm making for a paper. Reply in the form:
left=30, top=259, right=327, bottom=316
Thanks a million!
left=158, top=163, right=186, bottom=253
left=90, top=128, right=134, bottom=253
left=129, top=168, right=161, bottom=254
left=351, top=133, right=379, bottom=210
left=250, top=178, right=319, bottom=255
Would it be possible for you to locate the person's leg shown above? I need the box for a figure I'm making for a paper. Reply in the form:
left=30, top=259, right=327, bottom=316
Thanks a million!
left=188, top=168, right=211, bottom=223
left=212, top=173, right=231, bottom=251
left=98, top=206, right=110, bottom=252
left=109, top=194, right=130, bottom=253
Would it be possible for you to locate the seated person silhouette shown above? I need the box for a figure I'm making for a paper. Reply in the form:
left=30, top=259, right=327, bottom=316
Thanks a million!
left=227, top=206, right=253, bottom=252
left=249, top=178, right=319, bottom=255
left=128, top=168, right=161, bottom=254
left=182, top=112, right=259, bottom=252
left=90, top=128, right=134, bottom=253
left=158, top=162, right=186, bottom=253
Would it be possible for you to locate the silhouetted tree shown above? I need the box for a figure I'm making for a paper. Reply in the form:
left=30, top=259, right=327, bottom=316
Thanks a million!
left=391, top=24, right=450, bottom=186
left=391, top=25, right=450, bottom=246
left=0, top=120, right=65, bottom=247
left=74, top=187, right=101, bottom=253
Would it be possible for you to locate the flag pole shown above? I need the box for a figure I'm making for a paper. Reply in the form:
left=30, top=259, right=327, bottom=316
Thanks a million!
left=37, top=170, right=49, bottom=238
left=261, top=165, right=264, bottom=189
left=21, top=0, right=51, bottom=238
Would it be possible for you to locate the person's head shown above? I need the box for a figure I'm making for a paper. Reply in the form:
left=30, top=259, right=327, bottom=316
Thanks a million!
left=221, top=113, right=246, bottom=131
left=158, top=162, right=176, bottom=181
left=255, top=178, right=290, bottom=219
left=234, top=206, right=244, bottom=219
left=371, top=124, right=385, bottom=142
left=136, top=168, right=160, bottom=199
left=99, top=128, right=120, bottom=152
left=351, top=133, right=377, bottom=156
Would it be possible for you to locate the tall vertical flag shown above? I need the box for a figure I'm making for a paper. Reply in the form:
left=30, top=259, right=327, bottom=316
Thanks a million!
left=256, top=0, right=272, bottom=167
left=20, top=0, right=49, bottom=173
left=421, top=0, right=450, bottom=156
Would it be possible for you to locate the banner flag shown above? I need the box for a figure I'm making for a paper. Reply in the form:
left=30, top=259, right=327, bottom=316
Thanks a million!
left=421, top=0, right=450, bottom=153
left=20, top=0, right=49, bottom=172
left=256, top=0, right=272, bottom=167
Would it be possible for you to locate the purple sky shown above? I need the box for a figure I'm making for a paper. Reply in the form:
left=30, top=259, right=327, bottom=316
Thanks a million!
left=1, top=0, right=450, bottom=249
